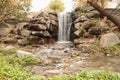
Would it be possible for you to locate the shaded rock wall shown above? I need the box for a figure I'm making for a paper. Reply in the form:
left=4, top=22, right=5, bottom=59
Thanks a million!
left=0, top=11, right=58, bottom=46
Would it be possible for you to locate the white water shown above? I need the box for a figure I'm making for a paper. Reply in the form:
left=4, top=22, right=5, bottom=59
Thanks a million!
left=57, top=12, right=72, bottom=43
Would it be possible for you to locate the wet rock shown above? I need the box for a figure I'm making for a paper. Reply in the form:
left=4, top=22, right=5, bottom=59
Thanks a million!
left=16, top=50, right=35, bottom=58
left=100, top=32, right=120, bottom=46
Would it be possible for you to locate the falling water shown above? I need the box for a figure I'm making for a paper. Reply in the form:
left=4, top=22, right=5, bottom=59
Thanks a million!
left=57, top=12, right=72, bottom=43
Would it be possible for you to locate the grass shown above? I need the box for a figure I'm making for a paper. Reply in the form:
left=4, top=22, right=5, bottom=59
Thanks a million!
left=49, top=71, right=120, bottom=80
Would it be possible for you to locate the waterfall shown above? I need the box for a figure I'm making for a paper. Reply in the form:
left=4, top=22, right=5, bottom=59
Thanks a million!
left=57, top=12, right=72, bottom=43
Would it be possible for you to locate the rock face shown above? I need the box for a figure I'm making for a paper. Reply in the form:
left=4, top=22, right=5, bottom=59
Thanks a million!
left=0, top=11, right=58, bottom=45
left=71, top=5, right=119, bottom=46
left=100, top=33, right=120, bottom=46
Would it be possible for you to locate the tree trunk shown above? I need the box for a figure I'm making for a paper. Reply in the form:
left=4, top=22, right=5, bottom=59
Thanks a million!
left=88, top=0, right=120, bottom=29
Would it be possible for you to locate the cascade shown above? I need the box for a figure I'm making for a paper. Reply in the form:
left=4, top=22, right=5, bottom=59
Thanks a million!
left=57, top=12, right=72, bottom=43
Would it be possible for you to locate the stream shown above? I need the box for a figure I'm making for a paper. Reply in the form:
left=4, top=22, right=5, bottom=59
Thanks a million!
left=26, top=44, right=120, bottom=77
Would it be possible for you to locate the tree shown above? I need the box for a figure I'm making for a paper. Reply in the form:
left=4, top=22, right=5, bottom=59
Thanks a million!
left=0, top=0, right=31, bottom=22
left=74, top=0, right=120, bottom=28
left=49, top=0, right=65, bottom=12
left=87, top=0, right=120, bottom=28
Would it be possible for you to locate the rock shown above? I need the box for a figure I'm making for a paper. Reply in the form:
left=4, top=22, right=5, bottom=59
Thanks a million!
left=100, top=32, right=120, bottom=46
left=44, top=31, right=51, bottom=38
left=86, top=11, right=100, bottom=18
left=81, top=20, right=91, bottom=30
left=2, top=37, right=17, bottom=44
left=50, top=20, right=58, bottom=26
left=110, top=26, right=119, bottom=31
left=28, top=24, right=47, bottom=31
left=18, top=39, right=29, bottom=45
left=16, top=50, right=35, bottom=58
left=0, top=22, right=12, bottom=37
left=29, top=36, right=39, bottom=44
left=43, top=69, right=62, bottom=77
left=74, top=38, right=84, bottom=45
left=21, top=30, right=31, bottom=37
left=3, top=46, right=15, bottom=51
left=49, top=14, right=58, bottom=21
left=96, top=21, right=108, bottom=27
left=83, top=32, right=90, bottom=38
left=38, top=11, right=49, bottom=17
left=88, top=26, right=101, bottom=36
left=31, top=31, right=44, bottom=37
left=30, top=18, right=47, bottom=24
left=74, top=23, right=81, bottom=29
left=48, top=11, right=57, bottom=16
left=74, top=28, right=84, bottom=37
left=49, top=26, right=58, bottom=33
left=74, top=16, right=88, bottom=23
left=16, top=22, right=29, bottom=30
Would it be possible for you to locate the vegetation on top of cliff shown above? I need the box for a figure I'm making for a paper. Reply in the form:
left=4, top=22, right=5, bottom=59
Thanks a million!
left=49, top=0, right=65, bottom=13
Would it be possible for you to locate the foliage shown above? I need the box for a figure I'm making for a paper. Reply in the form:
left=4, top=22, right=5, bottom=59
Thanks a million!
left=49, top=71, right=120, bottom=80
left=49, top=0, right=65, bottom=12
left=0, top=48, right=41, bottom=80
left=86, top=40, right=120, bottom=56
left=0, top=0, right=31, bottom=21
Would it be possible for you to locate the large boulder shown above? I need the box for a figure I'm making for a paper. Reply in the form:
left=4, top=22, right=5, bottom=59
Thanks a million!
left=100, top=32, right=120, bottom=46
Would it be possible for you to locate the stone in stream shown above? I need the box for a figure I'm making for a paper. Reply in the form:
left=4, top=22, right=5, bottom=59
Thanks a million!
left=16, top=50, right=35, bottom=58
left=43, top=69, right=63, bottom=77
left=100, top=32, right=120, bottom=46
